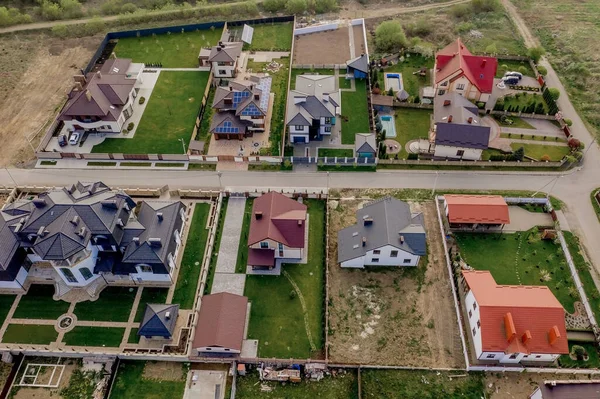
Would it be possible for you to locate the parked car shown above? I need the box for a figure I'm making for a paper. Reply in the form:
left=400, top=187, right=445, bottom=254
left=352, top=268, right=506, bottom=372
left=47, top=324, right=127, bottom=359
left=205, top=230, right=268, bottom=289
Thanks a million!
left=69, top=132, right=81, bottom=145
left=503, top=76, right=520, bottom=85
left=58, top=134, right=67, bottom=147
left=504, top=71, right=523, bottom=79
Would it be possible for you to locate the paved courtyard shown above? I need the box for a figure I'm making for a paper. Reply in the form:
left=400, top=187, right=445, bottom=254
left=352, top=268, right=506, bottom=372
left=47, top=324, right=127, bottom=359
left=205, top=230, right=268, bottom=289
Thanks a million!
left=504, top=206, right=554, bottom=232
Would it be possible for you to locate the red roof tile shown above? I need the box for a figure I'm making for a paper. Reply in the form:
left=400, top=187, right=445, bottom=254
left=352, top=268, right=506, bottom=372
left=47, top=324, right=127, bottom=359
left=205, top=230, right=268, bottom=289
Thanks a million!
left=435, top=38, right=498, bottom=94
left=463, top=270, right=568, bottom=355
left=445, top=194, right=510, bottom=224
left=247, top=248, right=275, bottom=266
left=193, top=293, right=248, bottom=352
left=248, top=192, right=307, bottom=248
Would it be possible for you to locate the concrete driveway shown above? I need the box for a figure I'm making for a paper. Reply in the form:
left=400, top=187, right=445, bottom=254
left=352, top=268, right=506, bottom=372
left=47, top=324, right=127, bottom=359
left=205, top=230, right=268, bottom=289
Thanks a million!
left=184, top=370, right=226, bottom=399
left=504, top=206, right=553, bottom=232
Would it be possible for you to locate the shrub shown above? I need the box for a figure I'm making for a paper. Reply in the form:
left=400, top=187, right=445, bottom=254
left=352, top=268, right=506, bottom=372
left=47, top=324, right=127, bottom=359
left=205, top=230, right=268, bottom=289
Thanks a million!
left=60, top=0, right=84, bottom=19
left=405, top=18, right=432, bottom=37
left=513, top=146, right=525, bottom=161
left=263, top=0, right=286, bottom=12
left=0, top=7, right=32, bottom=27
left=540, top=154, right=551, bottom=162
left=414, top=96, right=420, bottom=104
left=289, top=290, right=296, bottom=300
left=127, top=122, right=135, bottom=131
left=375, top=20, right=408, bottom=53
left=471, top=0, right=500, bottom=13
left=547, top=87, right=560, bottom=101
left=40, top=0, right=62, bottom=20
left=51, top=24, right=69, bottom=37
left=568, top=138, right=582, bottom=151
left=387, top=87, right=394, bottom=96
left=407, top=153, right=418, bottom=160
left=139, top=96, right=146, bottom=105
left=285, top=0, right=307, bottom=15
left=572, top=345, right=587, bottom=361
left=485, top=43, right=497, bottom=55
left=563, top=118, right=573, bottom=126
left=536, top=65, right=547, bottom=76
left=527, top=46, right=546, bottom=63
left=455, top=21, right=475, bottom=33
left=314, top=0, right=338, bottom=14
left=450, top=3, right=471, bottom=19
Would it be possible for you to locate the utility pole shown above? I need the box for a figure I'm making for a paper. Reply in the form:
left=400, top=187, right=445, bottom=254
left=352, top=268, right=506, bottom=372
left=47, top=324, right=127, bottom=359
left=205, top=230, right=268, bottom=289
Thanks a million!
left=431, top=171, right=439, bottom=197
left=217, top=171, right=223, bottom=191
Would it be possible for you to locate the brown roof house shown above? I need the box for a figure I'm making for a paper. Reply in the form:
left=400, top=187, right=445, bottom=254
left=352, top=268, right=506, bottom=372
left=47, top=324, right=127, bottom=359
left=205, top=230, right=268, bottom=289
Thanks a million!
left=193, top=292, right=248, bottom=355
left=247, top=192, right=307, bottom=272
left=198, top=41, right=243, bottom=79
left=444, top=194, right=510, bottom=230
left=58, top=58, right=144, bottom=135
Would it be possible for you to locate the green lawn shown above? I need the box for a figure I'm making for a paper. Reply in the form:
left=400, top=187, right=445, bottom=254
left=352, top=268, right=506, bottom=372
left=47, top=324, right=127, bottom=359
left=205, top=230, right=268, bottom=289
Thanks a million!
left=74, top=287, right=137, bottom=322
left=87, top=161, right=117, bottom=167
left=205, top=197, right=228, bottom=294
left=128, top=328, right=139, bottom=344
left=64, top=327, right=125, bottom=347
left=194, top=85, right=215, bottom=152
left=501, top=92, right=547, bottom=113
left=496, top=59, right=536, bottom=78
left=244, top=200, right=325, bottom=358
left=13, top=285, right=69, bottom=320
left=109, top=361, right=185, bottom=399
left=494, top=115, right=535, bottom=129
left=393, top=109, right=432, bottom=158
left=172, top=202, right=211, bottom=309
left=318, top=165, right=377, bottom=172
left=92, top=71, right=209, bottom=154
left=2, top=324, right=58, bottom=345
left=235, top=199, right=254, bottom=274
left=361, top=369, right=485, bottom=398
left=501, top=132, right=567, bottom=142
left=510, top=143, right=570, bottom=161
left=290, top=69, right=334, bottom=90
left=236, top=371, right=358, bottom=399
left=318, top=148, right=353, bottom=158
left=341, top=79, right=370, bottom=144
left=0, top=295, right=15, bottom=326
left=559, top=341, right=600, bottom=369
left=134, top=287, right=169, bottom=323
left=114, top=28, right=223, bottom=68
left=339, top=76, right=351, bottom=89
left=455, top=228, right=578, bottom=313
left=376, top=54, right=433, bottom=98
left=242, top=22, right=293, bottom=51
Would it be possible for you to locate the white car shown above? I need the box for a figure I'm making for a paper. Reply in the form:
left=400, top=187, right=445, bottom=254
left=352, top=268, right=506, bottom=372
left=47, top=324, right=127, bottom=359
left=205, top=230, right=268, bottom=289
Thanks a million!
left=69, top=132, right=81, bottom=145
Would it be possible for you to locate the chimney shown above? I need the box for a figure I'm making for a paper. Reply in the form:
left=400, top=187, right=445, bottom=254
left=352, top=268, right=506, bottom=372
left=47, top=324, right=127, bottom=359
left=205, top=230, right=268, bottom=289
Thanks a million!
left=443, top=99, right=451, bottom=106
left=467, top=117, right=473, bottom=124
left=482, top=59, right=487, bottom=67
left=85, top=90, right=92, bottom=102
left=323, top=93, right=329, bottom=102
left=73, top=82, right=83, bottom=92
left=148, top=238, right=162, bottom=247
left=362, top=237, right=367, bottom=247
left=254, top=94, right=260, bottom=100
left=96, top=71, right=102, bottom=79
left=32, top=198, right=46, bottom=208
left=297, top=219, right=303, bottom=226
left=399, top=235, right=404, bottom=244
left=548, top=325, right=561, bottom=345
left=218, top=41, right=223, bottom=46
left=117, top=218, right=124, bottom=227
left=165, top=311, right=171, bottom=320
left=521, top=330, right=532, bottom=344
left=77, top=227, right=87, bottom=238
left=157, top=212, right=163, bottom=221
left=73, top=75, right=86, bottom=85
left=504, top=313, right=517, bottom=342
left=132, top=237, right=140, bottom=245
left=447, top=115, right=453, bottom=123
left=217, top=46, right=222, bottom=52
left=70, top=215, right=80, bottom=225
left=229, top=86, right=233, bottom=92
left=255, top=211, right=263, bottom=219
left=363, top=218, right=373, bottom=226
left=37, top=226, right=47, bottom=237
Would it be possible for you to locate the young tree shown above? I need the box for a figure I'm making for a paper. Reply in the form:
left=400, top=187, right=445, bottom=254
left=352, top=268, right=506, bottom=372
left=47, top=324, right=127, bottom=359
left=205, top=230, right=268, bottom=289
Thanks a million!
left=485, top=42, right=497, bottom=55
left=547, top=87, right=560, bottom=101
left=572, top=345, right=587, bottom=361
left=375, top=20, right=408, bottom=54
left=387, top=87, right=394, bottom=96
left=568, top=138, right=582, bottom=151
left=536, top=65, right=547, bottom=76
left=263, top=0, right=286, bottom=12
left=314, top=0, right=338, bottom=14
left=527, top=46, right=546, bottom=63
left=513, top=146, right=525, bottom=161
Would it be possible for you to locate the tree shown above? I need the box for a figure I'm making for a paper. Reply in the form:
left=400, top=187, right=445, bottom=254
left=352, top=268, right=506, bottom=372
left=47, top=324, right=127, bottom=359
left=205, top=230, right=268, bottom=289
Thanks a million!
left=568, top=138, right=582, bottom=151
left=375, top=20, right=408, bottom=54
left=527, top=46, right=546, bottom=63
left=513, top=146, right=525, bottom=161
left=485, top=42, right=497, bottom=55
left=563, top=118, right=573, bottom=126
left=548, top=87, right=560, bottom=101
left=387, top=87, right=394, bottom=96
left=572, top=345, right=587, bottom=361
left=540, top=154, right=551, bottom=162
left=289, top=290, right=296, bottom=299
left=285, top=0, right=307, bottom=15
left=314, top=0, right=338, bottom=14
left=536, top=65, right=547, bottom=76
left=263, top=0, right=286, bottom=12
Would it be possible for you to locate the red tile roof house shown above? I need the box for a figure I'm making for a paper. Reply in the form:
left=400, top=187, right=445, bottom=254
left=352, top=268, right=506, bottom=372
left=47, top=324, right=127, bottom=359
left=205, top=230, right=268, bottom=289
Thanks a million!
left=247, top=192, right=307, bottom=271
left=57, top=58, right=144, bottom=135
left=444, top=194, right=510, bottom=230
left=434, top=38, right=498, bottom=104
left=462, top=270, right=568, bottom=365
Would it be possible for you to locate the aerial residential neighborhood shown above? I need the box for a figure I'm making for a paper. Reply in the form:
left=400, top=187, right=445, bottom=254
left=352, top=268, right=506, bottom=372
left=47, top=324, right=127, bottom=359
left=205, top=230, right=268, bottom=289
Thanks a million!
left=0, top=0, right=599, bottom=397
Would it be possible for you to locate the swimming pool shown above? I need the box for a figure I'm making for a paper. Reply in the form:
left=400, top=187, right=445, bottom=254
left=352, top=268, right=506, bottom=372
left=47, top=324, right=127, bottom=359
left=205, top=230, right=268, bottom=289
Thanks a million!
left=380, top=115, right=396, bottom=138
left=385, top=73, right=403, bottom=92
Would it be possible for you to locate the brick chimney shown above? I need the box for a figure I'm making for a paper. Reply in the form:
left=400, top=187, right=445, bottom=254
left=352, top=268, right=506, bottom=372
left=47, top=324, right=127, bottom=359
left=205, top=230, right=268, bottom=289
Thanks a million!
left=504, top=313, right=517, bottom=342
left=549, top=325, right=561, bottom=345
left=467, top=117, right=473, bottom=124
left=96, top=71, right=102, bottom=79
left=521, top=330, right=532, bottom=344
left=255, top=211, right=263, bottom=219
left=85, top=90, right=92, bottom=102
left=443, top=99, right=451, bottom=106
left=482, top=59, right=487, bottom=67
left=448, top=115, right=453, bottom=123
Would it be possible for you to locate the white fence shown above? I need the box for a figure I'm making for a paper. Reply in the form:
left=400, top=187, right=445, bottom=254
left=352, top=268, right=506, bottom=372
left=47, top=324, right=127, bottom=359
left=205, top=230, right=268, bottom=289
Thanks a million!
left=294, top=22, right=339, bottom=36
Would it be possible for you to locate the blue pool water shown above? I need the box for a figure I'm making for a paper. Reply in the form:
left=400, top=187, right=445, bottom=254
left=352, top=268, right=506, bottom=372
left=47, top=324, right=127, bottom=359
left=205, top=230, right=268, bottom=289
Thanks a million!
left=381, top=116, right=392, bottom=122
left=380, top=115, right=397, bottom=138
left=386, top=73, right=400, bottom=79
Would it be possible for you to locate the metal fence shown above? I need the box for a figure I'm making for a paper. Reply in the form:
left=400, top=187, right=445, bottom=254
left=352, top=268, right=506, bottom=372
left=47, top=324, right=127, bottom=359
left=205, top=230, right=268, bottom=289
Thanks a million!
left=284, top=156, right=377, bottom=165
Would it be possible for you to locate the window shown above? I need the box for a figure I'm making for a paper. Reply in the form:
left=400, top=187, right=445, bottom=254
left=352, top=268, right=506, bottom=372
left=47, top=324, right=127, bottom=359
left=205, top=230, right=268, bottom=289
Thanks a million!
left=260, top=242, right=269, bottom=249
left=371, top=258, right=379, bottom=263
left=324, top=126, right=332, bottom=133
left=523, top=355, right=528, bottom=358
left=60, top=268, right=78, bottom=283
left=441, top=81, right=448, bottom=87
left=137, top=264, right=153, bottom=273
left=456, top=150, right=465, bottom=157
left=477, top=320, right=481, bottom=328
left=509, top=354, right=518, bottom=359
left=468, top=310, right=472, bottom=318
left=373, top=250, right=381, bottom=255
left=403, top=259, right=411, bottom=264
left=456, top=83, right=465, bottom=90
left=325, top=117, right=331, bottom=124
left=206, top=348, right=212, bottom=351
left=390, top=250, right=398, bottom=258
left=473, top=302, right=477, bottom=310
left=80, top=267, right=93, bottom=281
left=218, top=70, right=227, bottom=75
left=294, top=125, right=305, bottom=131
left=438, top=89, right=446, bottom=95
left=225, top=348, right=230, bottom=351
left=486, top=354, right=495, bottom=359
left=472, top=327, right=476, bottom=336
left=535, top=355, right=542, bottom=359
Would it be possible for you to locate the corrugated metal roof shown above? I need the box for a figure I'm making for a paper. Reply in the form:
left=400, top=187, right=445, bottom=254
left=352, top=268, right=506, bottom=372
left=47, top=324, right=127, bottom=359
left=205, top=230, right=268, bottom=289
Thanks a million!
left=445, top=194, right=510, bottom=224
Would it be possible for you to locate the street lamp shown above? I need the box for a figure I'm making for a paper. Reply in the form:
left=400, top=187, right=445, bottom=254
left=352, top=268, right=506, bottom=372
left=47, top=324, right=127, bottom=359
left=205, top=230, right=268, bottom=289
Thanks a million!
left=178, top=138, right=186, bottom=154
left=217, top=172, right=223, bottom=191
left=431, top=171, right=439, bottom=197
left=326, top=171, right=330, bottom=192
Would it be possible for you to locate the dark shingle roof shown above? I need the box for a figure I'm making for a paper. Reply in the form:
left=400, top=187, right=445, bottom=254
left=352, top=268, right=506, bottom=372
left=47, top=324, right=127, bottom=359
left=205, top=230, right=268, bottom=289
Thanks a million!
left=138, top=304, right=179, bottom=337
left=435, top=123, right=490, bottom=149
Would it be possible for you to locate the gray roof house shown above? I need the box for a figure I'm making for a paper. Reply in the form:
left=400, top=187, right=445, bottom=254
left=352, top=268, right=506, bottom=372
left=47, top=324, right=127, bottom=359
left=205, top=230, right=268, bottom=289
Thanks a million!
left=355, top=133, right=377, bottom=157
left=138, top=303, right=179, bottom=339
left=337, top=197, right=426, bottom=268
left=286, top=75, right=341, bottom=144
left=0, top=182, right=186, bottom=293
left=198, top=41, right=243, bottom=78
left=429, top=93, right=490, bottom=160
left=346, top=54, right=369, bottom=78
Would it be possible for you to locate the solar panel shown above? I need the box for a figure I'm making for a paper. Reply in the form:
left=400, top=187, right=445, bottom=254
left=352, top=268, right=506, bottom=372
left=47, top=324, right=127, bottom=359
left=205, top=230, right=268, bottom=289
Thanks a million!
left=241, top=24, right=254, bottom=44
left=214, top=121, right=239, bottom=134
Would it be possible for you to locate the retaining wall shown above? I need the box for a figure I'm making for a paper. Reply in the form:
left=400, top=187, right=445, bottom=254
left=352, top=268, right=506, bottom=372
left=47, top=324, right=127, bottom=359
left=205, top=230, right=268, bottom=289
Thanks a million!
left=294, top=22, right=339, bottom=36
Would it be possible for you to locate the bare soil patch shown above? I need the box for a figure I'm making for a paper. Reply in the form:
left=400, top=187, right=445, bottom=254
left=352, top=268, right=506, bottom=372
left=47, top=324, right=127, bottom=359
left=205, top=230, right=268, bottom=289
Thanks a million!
left=485, top=372, right=591, bottom=398
left=142, top=361, right=184, bottom=381
left=352, top=24, right=366, bottom=56
left=0, top=34, right=100, bottom=167
left=327, top=197, right=463, bottom=367
left=13, top=363, right=76, bottom=399
left=293, top=28, right=351, bottom=65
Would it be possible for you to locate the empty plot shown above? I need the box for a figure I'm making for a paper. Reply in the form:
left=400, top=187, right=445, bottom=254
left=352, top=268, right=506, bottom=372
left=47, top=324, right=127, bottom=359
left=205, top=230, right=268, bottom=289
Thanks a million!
left=19, top=364, right=64, bottom=387
left=293, top=28, right=351, bottom=65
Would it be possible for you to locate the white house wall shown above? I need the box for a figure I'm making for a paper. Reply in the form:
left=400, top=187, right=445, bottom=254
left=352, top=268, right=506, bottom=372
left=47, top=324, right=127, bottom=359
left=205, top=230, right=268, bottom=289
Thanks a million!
left=0, top=267, right=29, bottom=290
left=341, top=245, right=420, bottom=268
left=196, top=346, right=240, bottom=355
left=130, top=271, right=172, bottom=283
left=434, top=145, right=482, bottom=161
left=212, top=62, right=236, bottom=78
left=290, top=125, right=308, bottom=134
left=465, top=290, right=483, bottom=358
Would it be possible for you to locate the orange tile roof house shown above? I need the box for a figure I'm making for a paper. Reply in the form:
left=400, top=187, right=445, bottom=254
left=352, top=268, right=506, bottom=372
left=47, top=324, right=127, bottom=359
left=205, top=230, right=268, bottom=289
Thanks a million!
left=462, top=270, right=568, bottom=365
left=444, top=194, right=510, bottom=229
left=247, top=192, right=307, bottom=270
left=434, top=38, right=498, bottom=104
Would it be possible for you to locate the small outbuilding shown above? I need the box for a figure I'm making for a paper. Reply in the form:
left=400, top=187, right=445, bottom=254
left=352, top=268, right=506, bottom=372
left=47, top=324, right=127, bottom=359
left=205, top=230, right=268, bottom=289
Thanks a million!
left=371, top=94, right=393, bottom=114
left=355, top=133, right=377, bottom=158
left=444, top=194, right=510, bottom=230
left=138, top=304, right=179, bottom=339
left=346, top=54, right=369, bottom=79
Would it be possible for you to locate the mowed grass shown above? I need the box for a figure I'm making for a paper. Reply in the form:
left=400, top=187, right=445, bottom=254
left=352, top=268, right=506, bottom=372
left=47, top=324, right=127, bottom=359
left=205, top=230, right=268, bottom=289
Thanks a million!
left=496, top=59, right=536, bottom=78
left=134, top=287, right=169, bottom=322
left=510, top=143, right=570, bottom=161
left=74, top=287, right=137, bottom=322
left=114, top=28, right=223, bottom=68
left=13, top=285, right=69, bottom=320
left=361, top=369, right=485, bottom=398
left=235, top=198, right=253, bottom=274
left=236, top=370, right=358, bottom=399
left=92, top=71, right=209, bottom=154
left=559, top=341, right=600, bottom=369
left=244, top=200, right=325, bottom=358
left=393, top=109, right=432, bottom=158
left=109, top=361, right=185, bottom=399
left=318, top=148, right=353, bottom=158
left=0, top=295, right=15, bottom=325
left=63, top=327, right=125, bottom=347
left=377, top=54, right=433, bottom=98
left=455, top=228, right=578, bottom=313
left=205, top=197, right=228, bottom=294
left=341, top=79, right=370, bottom=144
left=172, top=202, right=211, bottom=309
left=2, top=324, right=58, bottom=345
left=242, top=22, right=293, bottom=51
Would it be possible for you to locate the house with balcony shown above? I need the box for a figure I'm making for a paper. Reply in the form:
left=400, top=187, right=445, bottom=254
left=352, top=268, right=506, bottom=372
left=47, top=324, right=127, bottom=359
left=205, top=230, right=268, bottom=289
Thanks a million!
left=198, top=41, right=243, bottom=79
left=461, top=270, right=568, bottom=365
left=247, top=192, right=307, bottom=270
left=0, top=182, right=186, bottom=297
left=57, top=58, right=143, bottom=135
left=434, top=38, right=497, bottom=104
left=210, top=76, right=272, bottom=140
left=286, top=75, right=341, bottom=144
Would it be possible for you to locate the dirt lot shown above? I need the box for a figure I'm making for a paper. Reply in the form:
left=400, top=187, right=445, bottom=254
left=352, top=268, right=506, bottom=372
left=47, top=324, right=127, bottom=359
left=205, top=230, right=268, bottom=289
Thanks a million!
left=486, top=372, right=592, bottom=398
left=352, top=25, right=366, bottom=56
left=327, top=197, right=464, bottom=367
left=293, top=27, right=351, bottom=65
left=0, top=34, right=100, bottom=167
left=12, top=361, right=78, bottom=399
left=142, top=361, right=185, bottom=381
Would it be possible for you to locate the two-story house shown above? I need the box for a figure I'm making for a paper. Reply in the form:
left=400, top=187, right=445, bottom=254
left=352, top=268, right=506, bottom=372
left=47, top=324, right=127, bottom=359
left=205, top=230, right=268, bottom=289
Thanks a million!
left=210, top=76, right=272, bottom=140
left=462, top=270, right=568, bottom=365
left=247, top=192, right=307, bottom=270
left=286, top=75, right=341, bottom=144
left=337, top=197, right=427, bottom=268
left=434, top=38, right=497, bottom=104
left=57, top=58, right=143, bottom=134
left=198, top=41, right=243, bottom=79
